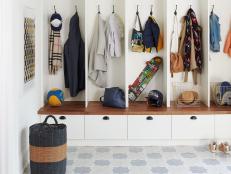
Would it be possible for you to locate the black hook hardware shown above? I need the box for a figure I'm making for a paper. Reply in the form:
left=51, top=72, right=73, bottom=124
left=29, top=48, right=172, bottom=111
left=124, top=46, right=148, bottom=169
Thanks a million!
left=174, top=4, right=177, bottom=15
left=75, top=5, right=77, bottom=13
left=211, top=5, right=214, bottom=14
left=98, top=4, right=101, bottom=14
left=136, top=5, right=139, bottom=15
left=190, top=4, right=192, bottom=9
left=150, top=5, right=153, bottom=16
left=54, top=5, right=57, bottom=13
left=113, top=5, right=115, bottom=13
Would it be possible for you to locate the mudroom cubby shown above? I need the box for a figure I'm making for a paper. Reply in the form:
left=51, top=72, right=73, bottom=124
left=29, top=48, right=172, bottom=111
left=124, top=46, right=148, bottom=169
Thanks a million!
left=43, top=0, right=86, bottom=102
left=86, top=0, right=126, bottom=105
left=125, top=0, right=166, bottom=106
left=208, top=0, right=231, bottom=107
left=166, top=0, right=209, bottom=107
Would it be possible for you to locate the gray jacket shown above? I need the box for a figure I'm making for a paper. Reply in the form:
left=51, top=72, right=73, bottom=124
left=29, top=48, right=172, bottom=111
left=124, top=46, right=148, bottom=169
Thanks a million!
left=88, top=15, right=108, bottom=88
left=106, top=14, right=124, bottom=58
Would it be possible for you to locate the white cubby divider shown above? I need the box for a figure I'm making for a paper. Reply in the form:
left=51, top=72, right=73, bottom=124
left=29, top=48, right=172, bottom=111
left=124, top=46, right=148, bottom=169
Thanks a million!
left=42, top=0, right=231, bottom=108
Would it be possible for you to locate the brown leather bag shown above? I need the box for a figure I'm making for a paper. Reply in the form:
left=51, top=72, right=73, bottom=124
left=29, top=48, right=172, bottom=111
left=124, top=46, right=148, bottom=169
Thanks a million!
left=170, top=13, right=184, bottom=77
left=170, top=53, right=184, bottom=77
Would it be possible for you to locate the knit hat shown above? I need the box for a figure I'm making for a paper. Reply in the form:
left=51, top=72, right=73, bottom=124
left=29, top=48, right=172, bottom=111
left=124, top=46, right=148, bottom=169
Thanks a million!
left=50, top=12, right=62, bottom=31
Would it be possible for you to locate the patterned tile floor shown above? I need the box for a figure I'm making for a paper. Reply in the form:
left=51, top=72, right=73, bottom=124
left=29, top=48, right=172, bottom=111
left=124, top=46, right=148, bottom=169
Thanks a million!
left=66, top=146, right=231, bottom=174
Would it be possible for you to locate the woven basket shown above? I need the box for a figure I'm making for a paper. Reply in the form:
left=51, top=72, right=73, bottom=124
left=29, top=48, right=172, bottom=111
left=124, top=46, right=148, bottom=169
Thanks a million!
left=29, top=115, right=67, bottom=174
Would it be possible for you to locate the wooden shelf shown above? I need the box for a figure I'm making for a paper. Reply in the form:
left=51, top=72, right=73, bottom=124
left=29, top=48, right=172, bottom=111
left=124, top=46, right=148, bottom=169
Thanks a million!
left=38, top=101, right=86, bottom=115
left=38, top=101, right=231, bottom=116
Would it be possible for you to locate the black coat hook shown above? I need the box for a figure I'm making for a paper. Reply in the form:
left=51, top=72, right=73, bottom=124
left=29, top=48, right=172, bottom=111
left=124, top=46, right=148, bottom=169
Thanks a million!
left=211, top=5, right=214, bottom=14
left=54, top=5, right=57, bottom=13
left=113, top=5, right=115, bottom=13
left=98, top=4, right=100, bottom=14
left=150, top=5, right=153, bottom=16
left=190, top=4, right=192, bottom=9
left=136, top=5, right=139, bottom=15
left=174, top=5, right=177, bottom=15
left=75, top=5, right=78, bottom=13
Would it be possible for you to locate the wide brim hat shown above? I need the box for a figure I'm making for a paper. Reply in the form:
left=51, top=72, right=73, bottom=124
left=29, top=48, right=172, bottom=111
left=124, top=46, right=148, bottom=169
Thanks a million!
left=178, top=91, right=199, bottom=105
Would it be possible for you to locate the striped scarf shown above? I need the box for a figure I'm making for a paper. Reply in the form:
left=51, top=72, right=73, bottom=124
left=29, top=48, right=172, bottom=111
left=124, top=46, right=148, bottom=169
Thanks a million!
left=49, top=30, right=62, bottom=74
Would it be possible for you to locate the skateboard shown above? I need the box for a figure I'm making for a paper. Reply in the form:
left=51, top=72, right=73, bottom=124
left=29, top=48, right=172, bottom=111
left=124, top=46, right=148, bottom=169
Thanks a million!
left=128, top=57, right=163, bottom=101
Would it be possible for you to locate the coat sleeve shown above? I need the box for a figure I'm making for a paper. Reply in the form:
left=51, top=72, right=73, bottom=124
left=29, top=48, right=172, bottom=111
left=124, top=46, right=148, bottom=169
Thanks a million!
left=64, top=42, right=70, bottom=88
left=97, top=18, right=106, bottom=55
left=78, top=39, right=85, bottom=91
left=224, top=30, right=231, bottom=56
left=151, top=22, right=160, bottom=50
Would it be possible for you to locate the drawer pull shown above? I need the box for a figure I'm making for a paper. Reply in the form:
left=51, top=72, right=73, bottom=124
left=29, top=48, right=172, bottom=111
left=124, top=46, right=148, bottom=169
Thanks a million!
left=190, top=116, right=197, bottom=120
left=59, top=116, right=66, bottom=120
left=103, top=116, right=110, bottom=120
left=146, top=116, right=153, bottom=120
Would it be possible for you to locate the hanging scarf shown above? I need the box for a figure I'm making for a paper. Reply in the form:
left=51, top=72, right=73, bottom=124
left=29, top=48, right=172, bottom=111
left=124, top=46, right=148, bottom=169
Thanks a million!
left=183, top=8, right=203, bottom=73
left=49, top=12, right=63, bottom=74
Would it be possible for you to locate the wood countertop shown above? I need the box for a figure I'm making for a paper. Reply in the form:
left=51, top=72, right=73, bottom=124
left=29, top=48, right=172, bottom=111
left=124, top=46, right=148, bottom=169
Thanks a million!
left=38, top=101, right=231, bottom=116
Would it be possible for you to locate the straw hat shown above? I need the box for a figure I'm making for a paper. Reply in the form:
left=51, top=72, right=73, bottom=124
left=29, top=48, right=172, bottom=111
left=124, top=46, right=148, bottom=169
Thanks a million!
left=178, top=91, right=199, bottom=105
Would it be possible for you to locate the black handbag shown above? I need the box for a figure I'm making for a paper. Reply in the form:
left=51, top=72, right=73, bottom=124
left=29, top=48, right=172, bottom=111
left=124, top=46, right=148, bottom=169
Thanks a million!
left=100, top=87, right=126, bottom=109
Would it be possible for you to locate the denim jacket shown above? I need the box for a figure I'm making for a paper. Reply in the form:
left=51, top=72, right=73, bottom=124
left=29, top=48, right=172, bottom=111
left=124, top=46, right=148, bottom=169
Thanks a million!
left=210, top=13, right=221, bottom=52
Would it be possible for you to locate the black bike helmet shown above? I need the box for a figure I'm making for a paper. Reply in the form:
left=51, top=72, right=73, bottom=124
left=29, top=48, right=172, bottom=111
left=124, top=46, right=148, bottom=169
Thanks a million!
left=147, top=90, right=163, bottom=107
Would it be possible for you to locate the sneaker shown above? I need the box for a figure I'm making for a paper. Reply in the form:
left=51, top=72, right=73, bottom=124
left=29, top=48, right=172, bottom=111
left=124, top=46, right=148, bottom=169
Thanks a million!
left=209, top=142, right=217, bottom=153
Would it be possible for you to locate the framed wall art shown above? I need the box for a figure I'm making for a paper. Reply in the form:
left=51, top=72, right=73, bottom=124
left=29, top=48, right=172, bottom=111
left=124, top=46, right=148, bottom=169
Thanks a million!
left=24, top=15, right=35, bottom=84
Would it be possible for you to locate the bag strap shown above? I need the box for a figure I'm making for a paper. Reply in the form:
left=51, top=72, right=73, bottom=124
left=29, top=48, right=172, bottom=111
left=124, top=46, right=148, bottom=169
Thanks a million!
left=100, top=96, right=104, bottom=103
left=134, top=12, right=143, bottom=31
left=43, top=115, right=58, bottom=124
left=170, top=13, right=179, bottom=53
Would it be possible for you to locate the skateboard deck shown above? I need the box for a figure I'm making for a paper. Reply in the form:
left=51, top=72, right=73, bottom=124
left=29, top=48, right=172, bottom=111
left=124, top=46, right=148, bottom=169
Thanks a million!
left=128, top=57, right=163, bottom=101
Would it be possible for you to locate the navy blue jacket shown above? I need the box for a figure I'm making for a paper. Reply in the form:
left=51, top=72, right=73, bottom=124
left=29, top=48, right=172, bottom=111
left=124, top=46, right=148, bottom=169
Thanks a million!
left=143, top=17, right=160, bottom=51
left=64, top=13, right=85, bottom=97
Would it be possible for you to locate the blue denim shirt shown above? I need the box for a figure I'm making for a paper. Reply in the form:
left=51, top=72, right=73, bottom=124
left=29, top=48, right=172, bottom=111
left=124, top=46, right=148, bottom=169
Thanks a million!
left=210, top=13, right=221, bottom=52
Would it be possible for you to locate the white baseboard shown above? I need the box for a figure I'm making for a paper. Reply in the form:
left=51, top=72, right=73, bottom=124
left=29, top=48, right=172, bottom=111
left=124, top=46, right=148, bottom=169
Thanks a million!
left=67, top=139, right=214, bottom=146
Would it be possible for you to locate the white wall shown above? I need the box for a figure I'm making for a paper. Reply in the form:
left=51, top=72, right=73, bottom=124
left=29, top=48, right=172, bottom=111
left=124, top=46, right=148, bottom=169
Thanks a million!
left=0, top=0, right=17, bottom=173
left=44, top=0, right=86, bottom=102
left=0, top=0, right=44, bottom=173
left=15, top=0, right=44, bottom=173
left=126, top=0, right=166, bottom=102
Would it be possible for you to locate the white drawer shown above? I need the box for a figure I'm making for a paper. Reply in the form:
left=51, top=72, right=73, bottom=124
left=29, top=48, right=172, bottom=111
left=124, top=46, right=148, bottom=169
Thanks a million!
left=215, top=115, right=231, bottom=139
left=41, top=115, right=85, bottom=140
left=128, top=115, right=171, bottom=139
left=85, top=115, right=127, bottom=140
left=172, top=115, right=214, bottom=139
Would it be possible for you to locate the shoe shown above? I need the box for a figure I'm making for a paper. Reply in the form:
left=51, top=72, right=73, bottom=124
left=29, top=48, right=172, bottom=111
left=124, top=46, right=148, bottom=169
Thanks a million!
left=219, top=142, right=230, bottom=154
left=209, top=142, right=217, bottom=153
